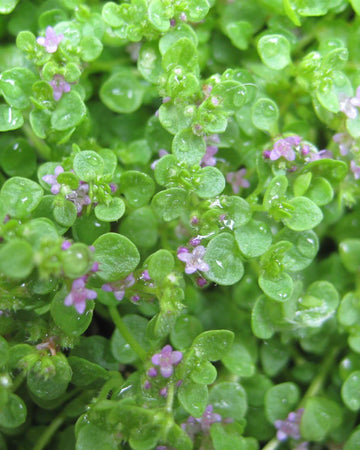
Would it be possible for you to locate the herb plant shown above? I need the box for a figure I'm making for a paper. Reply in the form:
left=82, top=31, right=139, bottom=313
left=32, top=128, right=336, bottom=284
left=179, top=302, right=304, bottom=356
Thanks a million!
left=0, top=1, right=360, bottom=449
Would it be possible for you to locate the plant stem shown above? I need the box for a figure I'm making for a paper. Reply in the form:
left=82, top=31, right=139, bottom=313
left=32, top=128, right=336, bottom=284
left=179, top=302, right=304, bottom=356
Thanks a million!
left=261, top=346, right=339, bottom=450
left=33, top=413, right=65, bottom=450
left=22, top=123, right=52, bottom=161
left=108, top=306, right=147, bottom=361
left=11, top=371, right=26, bottom=392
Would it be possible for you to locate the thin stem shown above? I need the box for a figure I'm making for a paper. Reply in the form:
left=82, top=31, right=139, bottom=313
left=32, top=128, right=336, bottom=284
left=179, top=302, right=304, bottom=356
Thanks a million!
left=261, top=346, right=339, bottom=450
left=108, top=306, right=147, bottom=361
left=33, top=413, right=65, bottom=450
left=166, top=382, right=175, bottom=413
left=22, top=123, right=52, bottom=161
left=11, top=371, right=26, bottom=392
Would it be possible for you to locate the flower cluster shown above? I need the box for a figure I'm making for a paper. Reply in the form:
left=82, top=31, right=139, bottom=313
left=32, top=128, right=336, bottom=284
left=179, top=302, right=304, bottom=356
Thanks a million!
left=177, top=245, right=209, bottom=275
left=274, top=408, right=305, bottom=442
left=339, top=87, right=360, bottom=119
left=181, top=405, right=222, bottom=438
left=226, top=168, right=250, bottom=193
left=64, top=277, right=97, bottom=314
left=149, top=345, right=183, bottom=378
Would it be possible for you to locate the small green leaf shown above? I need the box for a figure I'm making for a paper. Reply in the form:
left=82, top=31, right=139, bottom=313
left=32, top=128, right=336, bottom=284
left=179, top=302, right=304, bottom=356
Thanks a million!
left=0, top=138, right=36, bottom=178
left=137, top=42, right=163, bottom=83
left=0, top=394, right=26, bottom=428
left=51, top=91, right=86, bottom=131
left=258, top=34, right=291, bottom=70
left=204, top=233, right=244, bottom=285
left=283, top=196, right=323, bottom=231
left=95, top=197, right=125, bottom=222
left=100, top=70, right=145, bottom=114
left=259, top=272, right=294, bottom=302
left=195, top=166, right=225, bottom=199
left=119, top=206, right=157, bottom=249
left=0, top=67, right=36, bottom=110
left=178, top=381, right=208, bottom=417
left=251, top=98, right=279, bottom=134
left=222, top=342, right=255, bottom=378
left=301, top=397, right=342, bottom=442
left=0, top=105, right=23, bottom=131
left=191, top=360, right=217, bottom=385
left=265, top=382, right=300, bottom=423
left=234, top=220, right=272, bottom=258
left=148, top=0, right=170, bottom=32
left=192, top=330, right=234, bottom=361
left=53, top=199, right=77, bottom=227
left=147, top=249, right=174, bottom=281
left=62, top=243, right=92, bottom=278
left=209, top=382, right=247, bottom=421
left=0, top=176, right=43, bottom=219
left=120, top=171, right=155, bottom=207
left=342, top=371, right=360, bottom=411
left=151, top=187, right=187, bottom=222
left=73, top=150, right=104, bottom=182
left=172, top=128, right=206, bottom=165
left=0, top=239, right=34, bottom=280
left=80, top=36, right=103, bottom=62
left=339, top=239, right=360, bottom=273
left=251, top=296, right=275, bottom=339
left=111, top=315, right=148, bottom=364
left=93, top=233, right=140, bottom=282
left=170, top=315, right=203, bottom=350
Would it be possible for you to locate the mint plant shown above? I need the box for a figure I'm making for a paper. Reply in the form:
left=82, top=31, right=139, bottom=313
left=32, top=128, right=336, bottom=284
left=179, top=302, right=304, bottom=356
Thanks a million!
left=0, top=1, right=360, bottom=449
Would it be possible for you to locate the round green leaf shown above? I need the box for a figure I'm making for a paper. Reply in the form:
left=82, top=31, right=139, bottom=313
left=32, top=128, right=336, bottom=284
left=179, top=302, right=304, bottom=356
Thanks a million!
left=209, top=382, right=247, bottom=421
left=76, top=423, right=118, bottom=450
left=191, top=330, right=234, bottom=361
left=0, top=138, right=36, bottom=177
left=148, top=249, right=174, bottom=281
left=53, top=199, right=77, bottom=227
left=95, top=197, right=125, bottom=222
left=100, top=71, right=145, bottom=114
left=0, top=239, right=34, bottom=279
left=252, top=98, right=279, bottom=134
left=0, top=393, right=26, bottom=428
left=0, top=67, right=36, bottom=110
left=301, top=397, right=342, bottom=442
left=178, top=381, right=208, bottom=418
left=342, top=371, right=360, bottom=411
left=172, top=128, right=206, bottom=165
left=72, top=212, right=110, bottom=245
left=195, top=166, right=225, bottom=199
left=251, top=296, right=275, bottom=339
left=51, top=91, right=86, bottom=131
left=138, top=42, right=163, bottom=83
left=0, top=176, right=43, bottom=219
left=151, top=188, right=187, bottom=222
left=120, top=171, right=155, bottom=207
left=190, top=360, right=217, bottom=385
left=93, top=233, right=140, bottom=282
left=27, top=354, right=72, bottom=400
left=204, top=233, right=244, bottom=285
left=119, top=206, right=157, bottom=249
left=170, top=315, right=203, bottom=350
left=339, top=239, right=360, bottom=273
left=222, top=342, right=255, bottom=378
left=258, top=34, right=291, bottom=70
left=258, top=272, right=294, bottom=302
left=283, top=196, right=323, bottom=231
left=62, top=243, right=92, bottom=278
left=73, top=150, right=104, bottom=181
left=234, top=220, right=272, bottom=258
left=265, top=382, right=300, bottom=423
left=80, top=36, right=103, bottom=62
left=0, top=105, right=23, bottom=131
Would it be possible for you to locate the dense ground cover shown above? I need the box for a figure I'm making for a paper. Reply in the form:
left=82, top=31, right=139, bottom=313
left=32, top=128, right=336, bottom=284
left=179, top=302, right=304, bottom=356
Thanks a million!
left=0, top=0, right=360, bottom=449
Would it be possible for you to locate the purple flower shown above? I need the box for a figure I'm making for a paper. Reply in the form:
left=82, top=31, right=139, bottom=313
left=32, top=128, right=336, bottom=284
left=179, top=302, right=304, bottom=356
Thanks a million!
left=151, top=345, right=183, bottom=378
left=307, top=149, right=333, bottom=162
left=333, top=133, right=358, bottom=156
left=64, top=278, right=97, bottom=314
left=351, top=160, right=360, bottom=180
left=177, top=246, right=209, bottom=275
left=182, top=405, right=222, bottom=438
left=50, top=74, right=71, bottom=101
left=159, top=387, right=168, bottom=398
left=61, top=240, right=72, bottom=251
left=66, top=183, right=91, bottom=214
left=197, top=277, right=207, bottom=287
left=101, top=274, right=135, bottom=301
left=148, top=367, right=158, bottom=377
left=37, top=26, right=63, bottom=53
left=141, top=270, right=151, bottom=281
left=144, top=380, right=151, bottom=389
left=274, top=408, right=304, bottom=442
left=42, top=165, right=64, bottom=194
left=339, top=87, right=360, bottom=119
left=201, top=145, right=218, bottom=167
left=268, top=136, right=301, bottom=161
left=226, top=168, right=250, bottom=194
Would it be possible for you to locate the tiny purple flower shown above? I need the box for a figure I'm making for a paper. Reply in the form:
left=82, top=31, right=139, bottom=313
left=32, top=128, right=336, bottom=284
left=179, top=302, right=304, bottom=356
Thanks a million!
left=351, top=160, right=360, bottom=180
left=91, top=262, right=99, bottom=273
left=226, top=168, right=250, bottom=194
left=42, top=165, right=64, bottom=194
left=141, top=270, right=151, bottom=281
left=109, top=183, right=118, bottom=193
left=201, top=145, right=218, bottom=167
left=64, top=278, right=97, bottom=314
left=190, top=215, right=199, bottom=225
left=37, top=26, right=63, bottom=53
left=131, top=294, right=140, bottom=302
left=144, top=380, right=151, bottom=389
left=274, top=408, right=304, bottom=442
left=151, top=345, right=183, bottom=378
left=307, top=149, right=333, bottom=162
left=61, top=240, right=72, bottom=251
left=333, top=133, right=358, bottom=156
left=269, top=136, right=301, bottom=161
left=189, top=237, right=201, bottom=246
left=177, top=245, right=209, bottom=275
left=200, top=405, right=222, bottom=431
left=197, top=277, right=207, bottom=287
left=66, top=183, right=91, bottom=214
left=148, top=367, right=158, bottom=377
left=159, top=387, right=168, bottom=398
left=339, top=88, right=360, bottom=119
left=101, top=273, right=135, bottom=301
left=50, top=74, right=71, bottom=101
